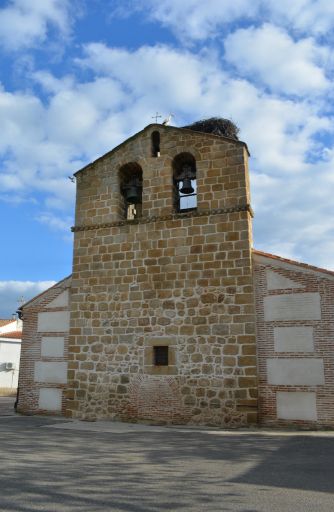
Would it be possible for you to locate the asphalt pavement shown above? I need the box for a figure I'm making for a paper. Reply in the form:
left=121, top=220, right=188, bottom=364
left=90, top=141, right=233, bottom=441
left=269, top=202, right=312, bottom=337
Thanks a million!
left=0, top=402, right=333, bottom=511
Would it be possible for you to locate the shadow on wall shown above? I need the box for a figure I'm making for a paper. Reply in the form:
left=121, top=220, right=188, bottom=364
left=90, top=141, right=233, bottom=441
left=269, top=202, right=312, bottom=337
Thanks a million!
left=0, top=417, right=333, bottom=511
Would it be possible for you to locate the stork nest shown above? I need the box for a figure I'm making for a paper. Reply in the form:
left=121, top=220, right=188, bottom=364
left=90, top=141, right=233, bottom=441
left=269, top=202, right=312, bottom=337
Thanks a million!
left=182, top=117, right=239, bottom=140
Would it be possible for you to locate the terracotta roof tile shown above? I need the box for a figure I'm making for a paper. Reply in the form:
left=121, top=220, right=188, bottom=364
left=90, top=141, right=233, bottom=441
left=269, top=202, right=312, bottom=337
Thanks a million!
left=0, top=320, right=13, bottom=327
left=253, top=249, right=334, bottom=277
left=0, top=331, right=22, bottom=340
left=20, top=275, right=71, bottom=310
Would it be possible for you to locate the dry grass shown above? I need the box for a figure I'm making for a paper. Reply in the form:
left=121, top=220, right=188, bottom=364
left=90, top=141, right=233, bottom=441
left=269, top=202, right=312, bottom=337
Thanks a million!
left=0, top=388, right=17, bottom=397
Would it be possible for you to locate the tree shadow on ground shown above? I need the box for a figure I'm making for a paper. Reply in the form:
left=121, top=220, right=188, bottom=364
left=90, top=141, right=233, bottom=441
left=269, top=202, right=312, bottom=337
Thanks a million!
left=231, top=435, right=334, bottom=493
left=0, top=417, right=332, bottom=512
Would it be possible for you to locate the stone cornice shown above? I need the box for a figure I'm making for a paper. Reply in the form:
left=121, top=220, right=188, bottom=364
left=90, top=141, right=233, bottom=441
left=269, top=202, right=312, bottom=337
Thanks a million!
left=71, top=204, right=254, bottom=232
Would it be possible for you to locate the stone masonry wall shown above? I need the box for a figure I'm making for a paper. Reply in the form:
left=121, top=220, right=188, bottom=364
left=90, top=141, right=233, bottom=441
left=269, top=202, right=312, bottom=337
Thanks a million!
left=66, top=125, right=258, bottom=426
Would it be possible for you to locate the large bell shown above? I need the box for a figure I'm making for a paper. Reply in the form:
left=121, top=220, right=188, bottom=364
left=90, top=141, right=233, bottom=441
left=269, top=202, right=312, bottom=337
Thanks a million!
left=124, top=185, right=141, bottom=204
left=180, top=178, right=194, bottom=195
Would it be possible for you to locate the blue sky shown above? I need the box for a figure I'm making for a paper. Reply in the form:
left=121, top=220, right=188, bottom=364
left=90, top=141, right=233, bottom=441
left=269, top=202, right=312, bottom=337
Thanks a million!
left=1, top=0, right=334, bottom=317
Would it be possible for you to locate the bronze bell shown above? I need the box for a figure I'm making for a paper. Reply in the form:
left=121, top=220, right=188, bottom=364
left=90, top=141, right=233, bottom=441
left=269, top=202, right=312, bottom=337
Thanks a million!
left=124, top=184, right=141, bottom=204
left=180, top=178, right=194, bottom=195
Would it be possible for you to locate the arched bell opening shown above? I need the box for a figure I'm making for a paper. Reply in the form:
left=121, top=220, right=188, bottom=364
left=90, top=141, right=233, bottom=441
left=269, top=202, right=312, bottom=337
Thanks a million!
left=119, top=162, right=143, bottom=220
left=172, top=152, right=197, bottom=213
left=151, top=131, right=161, bottom=157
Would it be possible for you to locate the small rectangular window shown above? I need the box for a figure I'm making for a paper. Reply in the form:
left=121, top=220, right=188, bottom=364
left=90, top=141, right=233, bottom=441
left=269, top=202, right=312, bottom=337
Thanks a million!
left=153, top=346, right=169, bottom=366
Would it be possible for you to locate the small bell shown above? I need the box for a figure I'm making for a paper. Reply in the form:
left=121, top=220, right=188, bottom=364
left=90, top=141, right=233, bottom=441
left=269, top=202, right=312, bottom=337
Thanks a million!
left=180, top=178, right=194, bottom=195
left=124, top=185, right=141, bottom=204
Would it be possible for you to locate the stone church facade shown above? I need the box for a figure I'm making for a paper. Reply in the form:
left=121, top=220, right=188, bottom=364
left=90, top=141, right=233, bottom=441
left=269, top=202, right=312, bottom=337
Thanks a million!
left=17, top=124, right=334, bottom=428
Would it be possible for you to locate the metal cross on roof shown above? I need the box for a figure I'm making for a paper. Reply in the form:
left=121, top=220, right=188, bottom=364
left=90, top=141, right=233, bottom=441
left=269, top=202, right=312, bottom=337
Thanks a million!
left=152, top=112, right=162, bottom=123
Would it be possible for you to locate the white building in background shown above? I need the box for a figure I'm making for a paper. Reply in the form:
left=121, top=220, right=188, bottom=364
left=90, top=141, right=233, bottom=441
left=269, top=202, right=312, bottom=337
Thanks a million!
left=0, top=319, right=22, bottom=395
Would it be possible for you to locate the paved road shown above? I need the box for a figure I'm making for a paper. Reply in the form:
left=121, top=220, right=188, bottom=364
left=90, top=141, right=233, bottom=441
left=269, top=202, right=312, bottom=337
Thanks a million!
left=0, top=412, right=333, bottom=511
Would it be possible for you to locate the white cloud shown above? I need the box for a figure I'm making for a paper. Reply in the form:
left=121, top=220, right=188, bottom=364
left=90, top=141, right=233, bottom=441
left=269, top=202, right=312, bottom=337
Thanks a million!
left=77, top=43, right=220, bottom=110
left=0, top=0, right=73, bottom=51
left=0, top=39, right=333, bottom=270
left=0, top=84, right=75, bottom=207
left=224, top=24, right=329, bottom=96
left=130, top=0, right=334, bottom=41
left=265, top=0, right=334, bottom=37
left=36, top=212, right=73, bottom=242
left=239, top=95, right=330, bottom=174
left=0, top=37, right=328, bottom=204
left=0, top=85, right=44, bottom=154
left=32, top=71, right=75, bottom=94
left=36, top=213, right=71, bottom=231
left=137, top=0, right=256, bottom=42
left=76, top=42, right=334, bottom=267
left=0, top=73, right=128, bottom=214
left=45, top=79, right=126, bottom=147
left=251, top=155, right=334, bottom=270
left=0, top=280, right=56, bottom=318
